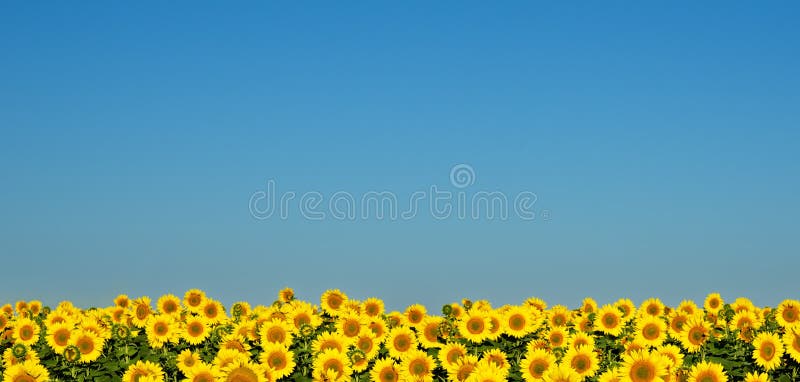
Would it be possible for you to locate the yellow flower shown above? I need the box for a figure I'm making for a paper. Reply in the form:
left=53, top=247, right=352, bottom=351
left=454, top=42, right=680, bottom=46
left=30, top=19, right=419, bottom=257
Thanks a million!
left=639, top=298, right=665, bottom=318
left=654, top=344, right=683, bottom=371
left=564, top=345, right=599, bottom=378
left=481, top=348, right=511, bottom=375
left=220, top=358, right=267, bottom=382
left=399, top=349, right=435, bottom=382
left=704, top=293, right=724, bottom=314
left=679, top=316, right=710, bottom=353
left=145, top=314, right=179, bottom=348
left=597, top=305, right=624, bottom=336
left=743, top=371, right=769, bottom=382
left=752, top=332, right=784, bottom=371
left=370, top=357, right=400, bottom=382
left=183, top=289, right=207, bottom=314
left=548, top=305, right=571, bottom=327
left=783, top=328, right=800, bottom=363
left=320, top=289, right=348, bottom=316
left=12, top=317, right=40, bottom=346
left=219, top=333, right=252, bottom=354
left=581, top=297, right=598, bottom=314
left=438, top=342, right=469, bottom=373
left=362, top=298, right=385, bottom=318
left=616, top=298, right=637, bottom=322
left=45, top=321, right=73, bottom=354
left=130, top=297, right=153, bottom=328
left=259, top=318, right=295, bottom=347
left=385, top=326, right=418, bottom=359
left=312, top=331, right=350, bottom=354
left=312, top=349, right=351, bottom=382
left=200, top=299, right=226, bottom=324
left=465, top=361, right=506, bottom=382
left=519, top=348, right=556, bottom=382
left=598, top=367, right=622, bottom=382
left=258, top=343, right=296, bottom=379
left=176, top=350, right=202, bottom=375
left=458, top=310, right=491, bottom=343
left=182, top=362, right=221, bottom=382
left=635, top=316, right=667, bottom=347
left=417, top=316, right=443, bottom=349
left=214, top=348, right=251, bottom=370
left=2, top=360, right=50, bottom=382
left=336, top=312, right=366, bottom=339
left=542, top=362, right=581, bottom=382
left=278, top=287, right=295, bottom=303
left=687, top=361, right=727, bottom=382
left=182, top=315, right=210, bottom=345
left=288, top=301, right=322, bottom=331
left=547, top=327, right=567, bottom=348
left=123, top=360, right=165, bottom=382
left=404, top=304, right=427, bottom=327
left=71, top=329, right=104, bottom=363
left=776, top=299, right=800, bottom=329
left=504, top=306, right=536, bottom=338
left=567, top=332, right=595, bottom=351
left=619, top=350, right=667, bottom=382
left=156, top=294, right=182, bottom=317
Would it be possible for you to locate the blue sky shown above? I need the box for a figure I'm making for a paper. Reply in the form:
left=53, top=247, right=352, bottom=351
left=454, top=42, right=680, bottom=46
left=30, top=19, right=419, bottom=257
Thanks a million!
left=1, top=2, right=798, bottom=311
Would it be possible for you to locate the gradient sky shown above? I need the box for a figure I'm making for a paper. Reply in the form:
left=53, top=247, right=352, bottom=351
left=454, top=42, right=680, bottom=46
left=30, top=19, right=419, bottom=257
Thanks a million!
left=1, top=2, right=798, bottom=312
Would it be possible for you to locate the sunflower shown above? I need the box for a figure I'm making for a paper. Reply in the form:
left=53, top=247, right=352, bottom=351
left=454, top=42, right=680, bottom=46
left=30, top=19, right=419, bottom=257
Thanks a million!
left=320, top=289, right=348, bottom=316
left=312, top=331, right=350, bottom=354
left=258, top=343, right=295, bottom=379
left=176, top=350, right=202, bottom=375
left=615, top=298, right=637, bottom=322
left=439, top=342, right=469, bottom=372
left=157, top=294, right=182, bottom=317
left=679, top=316, right=710, bottom=353
left=783, top=328, right=800, bottom=363
left=730, top=310, right=762, bottom=337
left=123, top=360, right=165, bottom=382
left=458, top=310, right=491, bottom=343
left=336, top=312, right=366, bottom=340
left=581, top=297, right=598, bottom=314
left=703, top=293, right=724, bottom=314
left=289, top=303, right=322, bottom=332
left=183, top=362, right=221, bottom=382
left=108, top=306, right=128, bottom=324
left=114, top=294, right=130, bottom=308
left=542, top=362, right=582, bottom=382
left=504, top=306, right=535, bottom=338
left=465, top=362, right=506, bottom=382
left=371, top=357, right=400, bottom=382
left=776, top=299, right=800, bottom=329
left=131, top=297, right=153, bottom=328
left=654, top=344, right=683, bottom=372
left=214, top=348, right=251, bottom=370
left=575, top=314, right=594, bottom=333
left=520, top=348, right=556, bottom=382
left=638, top=298, right=665, bottom=318
left=259, top=318, right=294, bottom=347
left=598, top=367, right=622, bottom=382
left=486, top=310, right=504, bottom=340
left=399, top=349, right=435, bottom=382
left=182, top=315, right=211, bottom=345
left=417, top=316, right=443, bottom=348
left=404, top=304, right=427, bottom=327
left=743, top=371, right=769, bottom=382
left=278, top=287, right=295, bottom=303
left=752, top=332, right=784, bottom=371
left=219, top=333, right=252, bottom=354
left=666, top=311, right=689, bottom=338
left=71, top=329, right=104, bottom=363
left=635, top=316, right=667, bottom=347
left=220, top=358, right=267, bottom=382
left=567, top=332, right=595, bottom=351
left=597, top=305, right=624, bottom=336
left=619, top=350, right=667, bottom=382
left=687, top=361, right=727, bottom=382
left=183, top=289, right=207, bottom=314
left=564, top=345, right=599, bottom=378
left=3, top=346, right=40, bottom=367
left=199, top=300, right=226, bottom=324
left=354, top=332, right=380, bottom=360
left=2, top=360, right=50, bottom=382
left=548, top=306, right=571, bottom=328
left=45, top=321, right=73, bottom=354
left=547, top=327, right=567, bottom=348
left=386, top=311, right=406, bottom=327
left=312, top=349, right=351, bottom=382
left=481, top=348, right=510, bottom=375
left=368, top=319, right=388, bottom=341
left=12, top=318, right=40, bottom=346
left=145, top=314, right=179, bottom=348
left=386, top=325, right=418, bottom=359
left=447, top=354, right=479, bottom=382
left=362, top=298, right=385, bottom=319
left=731, top=297, right=755, bottom=314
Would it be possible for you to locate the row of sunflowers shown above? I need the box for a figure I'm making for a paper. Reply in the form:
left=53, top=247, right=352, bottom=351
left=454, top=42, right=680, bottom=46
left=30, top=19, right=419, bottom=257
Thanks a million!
left=1, top=289, right=799, bottom=382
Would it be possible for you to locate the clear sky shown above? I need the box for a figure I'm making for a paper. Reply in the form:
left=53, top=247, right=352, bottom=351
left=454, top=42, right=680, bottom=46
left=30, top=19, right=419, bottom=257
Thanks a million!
left=1, top=2, right=798, bottom=312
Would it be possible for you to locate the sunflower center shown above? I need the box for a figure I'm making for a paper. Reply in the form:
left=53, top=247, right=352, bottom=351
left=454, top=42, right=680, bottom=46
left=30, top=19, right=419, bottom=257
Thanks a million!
left=328, top=295, right=342, bottom=309
left=643, top=324, right=659, bottom=340
left=467, top=319, right=484, bottom=334
left=458, top=364, right=475, bottom=381
left=358, top=338, right=372, bottom=352
left=394, top=335, right=410, bottom=351
left=633, top=361, right=654, bottom=381
left=193, top=372, right=215, bottom=382
left=379, top=368, right=397, bottom=382
left=20, top=326, right=34, bottom=340
left=572, top=355, right=589, bottom=372
left=77, top=337, right=94, bottom=354
left=410, top=359, right=428, bottom=375
left=603, top=314, right=617, bottom=328
left=760, top=343, right=775, bottom=360
left=226, top=366, right=259, bottom=382
left=163, top=301, right=178, bottom=313
left=344, top=320, right=359, bottom=336
left=409, top=311, right=422, bottom=323
left=54, top=329, right=70, bottom=346
left=553, top=315, right=566, bottom=326
left=697, top=371, right=716, bottom=382
left=689, top=328, right=706, bottom=345
left=270, top=354, right=285, bottom=369
left=267, top=327, right=285, bottom=343
left=784, top=308, right=798, bottom=322
left=530, top=360, right=547, bottom=378
left=136, top=305, right=149, bottom=320
left=155, top=322, right=168, bottom=335
left=322, top=360, right=343, bottom=376
left=366, top=304, right=379, bottom=316
left=509, top=315, right=525, bottom=330
left=13, top=374, right=37, bottom=382
left=447, top=349, right=463, bottom=364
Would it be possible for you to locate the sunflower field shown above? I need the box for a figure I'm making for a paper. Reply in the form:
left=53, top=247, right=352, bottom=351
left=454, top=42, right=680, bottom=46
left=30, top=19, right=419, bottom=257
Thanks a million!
left=1, top=289, right=799, bottom=382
